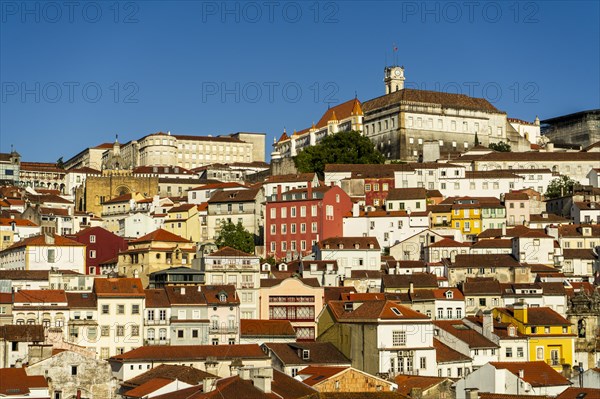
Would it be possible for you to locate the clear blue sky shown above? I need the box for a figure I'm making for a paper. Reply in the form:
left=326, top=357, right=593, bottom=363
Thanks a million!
left=1, top=1, right=599, bottom=162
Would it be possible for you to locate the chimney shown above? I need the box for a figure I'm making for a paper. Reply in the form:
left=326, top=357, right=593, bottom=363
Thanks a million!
left=409, top=282, right=414, bottom=294
left=204, top=357, right=219, bottom=376
left=501, top=223, right=507, bottom=237
left=352, top=202, right=360, bottom=217
left=518, top=369, right=524, bottom=379
left=276, top=185, right=282, bottom=201
left=482, top=310, right=494, bottom=338
left=180, top=287, right=186, bottom=295
left=44, top=232, right=55, bottom=245
left=203, top=377, right=217, bottom=393
left=466, top=388, right=479, bottom=399
left=250, top=367, right=273, bottom=394
left=307, top=181, right=313, bottom=199
left=513, top=300, right=528, bottom=324
left=546, top=142, right=554, bottom=152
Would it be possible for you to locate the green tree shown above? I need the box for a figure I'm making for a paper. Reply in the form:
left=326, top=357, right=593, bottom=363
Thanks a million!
left=488, top=141, right=511, bottom=152
left=545, top=175, right=577, bottom=199
left=215, top=220, right=255, bottom=254
left=294, top=130, right=385, bottom=179
left=56, top=157, right=65, bottom=169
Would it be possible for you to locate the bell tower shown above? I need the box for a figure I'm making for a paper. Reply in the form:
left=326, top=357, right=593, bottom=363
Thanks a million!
left=384, top=66, right=405, bottom=94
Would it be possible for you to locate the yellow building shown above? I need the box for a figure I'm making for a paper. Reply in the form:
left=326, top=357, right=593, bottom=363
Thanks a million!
left=163, top=203, right=201, bottom=243
left=440, top=197, right=504, bottom=240
left=493, top=302, right=575, bottom=371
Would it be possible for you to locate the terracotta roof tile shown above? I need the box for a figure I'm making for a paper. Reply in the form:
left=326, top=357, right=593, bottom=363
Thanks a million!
left=124, top=377, right=173, bottom=398
left=14, top=289, right=67, bottom=304
left=264, top=342, right=350, bottom=366
left=131, top=228, right=192, bottom=244
left=434, top=320, right=499, bottom=349
left=0, top=367, right=48, bottom=395
left=489, top=361, right=571, bottom=387
left=94, top=278, right=145, bottom=297
left=394, top=374, right=451, bottom=396
left=112, top=344, right=269, bottom=362
left=297, top=366, right=349, bottom=386
left=428, top=238, right=470, bottom=248
left=433, top=338, right=472, bottom=363
left=449, top=254, right=521, bottom=268
left=240, top=319, right=296, bottom=337
left=123, top=364, right=216, bottom=388
left=0, top=325, right=45, bottom=342
left=207, top=188, right=260, bottom=203
left=209, top=246, right=254, bottom=257
left=2, top=233, right=85, bottom=251
left=382, top=273, right=438, bottom=290
left=386, top=188, right=427, bottom=201
left=328, top=300, right=430, bottom=321
left=556, top=387, right=600, bottom=399
left=318, top=236, right=380, bottom=250
left=66, top=292, right=97, bottom=308
left=363, top=88, right=500, bottom=113
left=462, top=277, right=502, bottom=295
left=495, top=307, right=571, bottom=326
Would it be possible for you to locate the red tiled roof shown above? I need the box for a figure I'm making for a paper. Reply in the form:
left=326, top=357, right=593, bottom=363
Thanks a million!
left=0, top=218, right=38, bottom=227
left=112, top=344, right=269, bottom=362
left=394, top=374, right=451, bottom=396
left=208, top=246, right=254, bottom=257
left=386, top=188, right=427, bottom=201
left=556, top=387, right=600, bottom=399
left=2, top=233, right=85, bottom=251
left=363, top=88, right=500, bottom=113
left=428, top=238, right=470, bottom=248
left=495, top=307, right=571, bottom=326
left=131, top=228, right=191, bottom=244
left=0, top=325, right=45, bottom=342
left=433, top=338, right=472, bottom=363
left=124, top=377, right=172, bottom=398
left=328, top=300, right=430, bottom=321
left=264, top=342, right=350, bottom=366
left=297, top=366, right=349, bottom=386
left=14, top=290, right=67, bottom=304
left=240, top=319, right=296, bottom=337
left=434, top=320, right=499, bottom=349
left=94, top=278, right=145, bottom=297
left=318, top=236, right=380, bottom=250
left=489, top=361, right=571, bottom=387
left=0, top=367, right=48, bottom=396
left=382, top=273, right=438, bottom=289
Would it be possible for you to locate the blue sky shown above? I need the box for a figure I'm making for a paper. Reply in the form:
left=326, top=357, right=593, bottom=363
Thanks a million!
left=1, top=1, right=599, bottom=162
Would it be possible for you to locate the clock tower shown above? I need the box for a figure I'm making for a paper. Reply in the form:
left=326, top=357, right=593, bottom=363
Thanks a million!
left=384, top=66, right=405, bottom=94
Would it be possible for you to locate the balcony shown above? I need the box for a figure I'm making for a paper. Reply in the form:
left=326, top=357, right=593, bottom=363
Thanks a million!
left=240, top=282, right=254, bottom=289
left=145, top=319, right=168, bottom=326
left=546, top=358, right=565, bottom=367
left=209, top=326, right=238, bottom=334
left=144, top=339, right=170, bottom=346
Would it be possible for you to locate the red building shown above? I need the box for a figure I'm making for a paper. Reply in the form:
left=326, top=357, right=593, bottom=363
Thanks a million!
left=70, top=226, right=128, bottom=275
left=265, top=183, right=352, bottom=260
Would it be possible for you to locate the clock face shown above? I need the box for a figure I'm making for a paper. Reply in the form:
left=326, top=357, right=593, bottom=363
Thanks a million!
left=395, top=69, right=402, bottom=77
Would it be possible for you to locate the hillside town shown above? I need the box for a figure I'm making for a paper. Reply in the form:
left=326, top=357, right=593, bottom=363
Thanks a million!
left=0, top=67, right=599, bottom=399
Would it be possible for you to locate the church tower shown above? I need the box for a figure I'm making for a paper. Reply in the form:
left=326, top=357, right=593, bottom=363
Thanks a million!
left=384, top=66, right=405, bottom=94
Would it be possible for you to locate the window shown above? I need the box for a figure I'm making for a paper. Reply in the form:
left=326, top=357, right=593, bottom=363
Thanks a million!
left=392, top=331, right=406, bottom=346
left=71, top=366, right=78, bottom=376
left=89, top=250, right=96, bottom=259
left=212, top=338, right=219, bottom=345
left=132, top=304, right=140, bottom=314
left=131, top=325, right=139, bottom=336
left=117, top=305, right=125, bottom=314
left=506, top=347, right=513, bottom=358
left=101, top=305, right=109, bottom=315
left=419, top=357, right=426, bottom=369
left=517, top=347, right=524, bottom=358
left=311, top=222, right=318, bottom=233
left=178, top=330, right=184, bottom=338
left=300, top=206, right=306, bottom=217
left=311, top=205, right=317, bottom=217
left=116, top=325, right=124, bottom=336
left=47, top=249, right=55, bottom=263
left=479, top=298, right=486, bottom=306
left=437, top=308, right=444, bottom=319
left=101, top=325, right=110, bottom=336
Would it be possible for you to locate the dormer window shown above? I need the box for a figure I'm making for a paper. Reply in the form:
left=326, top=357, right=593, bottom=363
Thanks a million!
left=302, top=349, right=310, bottom=360
left=445, top=291, right=453, bottom=299
left=219, top=293, right=227, bottom=302
left=508, top=325, right=516, bottom=337
left=339, top=244, right=344, bottom=249
left=344, top=303, right=353, bottom=311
